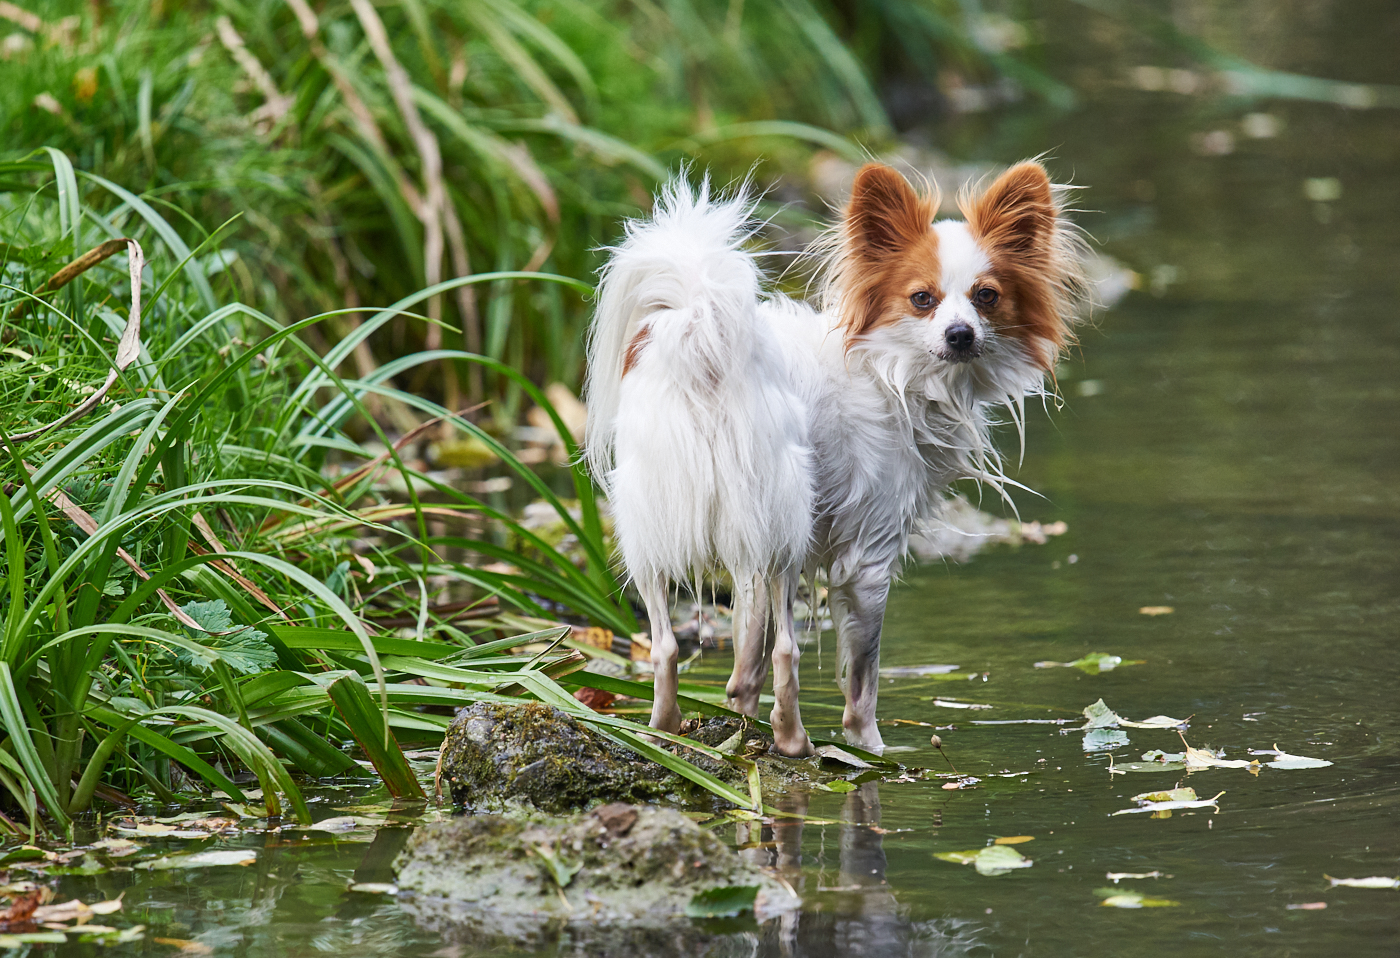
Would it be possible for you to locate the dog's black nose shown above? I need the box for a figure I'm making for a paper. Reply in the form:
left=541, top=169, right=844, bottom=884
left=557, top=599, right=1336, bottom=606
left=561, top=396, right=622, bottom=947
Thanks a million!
left=944, top=323, right=976, bottom=352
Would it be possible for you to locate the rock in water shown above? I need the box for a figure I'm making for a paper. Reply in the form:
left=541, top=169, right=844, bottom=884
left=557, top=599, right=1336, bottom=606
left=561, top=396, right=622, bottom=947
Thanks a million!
left=395, top=804, right=800, bottom=952
left=439, top=702, right=680, bottom=812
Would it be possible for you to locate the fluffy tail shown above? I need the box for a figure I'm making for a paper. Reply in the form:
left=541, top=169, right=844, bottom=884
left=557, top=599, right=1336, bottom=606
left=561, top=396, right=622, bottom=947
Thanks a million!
left=583, top=176, right=764, bottom=492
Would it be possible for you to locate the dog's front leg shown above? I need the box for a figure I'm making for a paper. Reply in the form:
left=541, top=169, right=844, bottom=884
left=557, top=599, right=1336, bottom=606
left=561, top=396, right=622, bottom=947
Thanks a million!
left=726, top=573, right=771, bottom=716
left=640, top=574, right=683, bottom=733
left=831, top=566, right=890, bottom=752
left=769, top=571, right=814, bottom=757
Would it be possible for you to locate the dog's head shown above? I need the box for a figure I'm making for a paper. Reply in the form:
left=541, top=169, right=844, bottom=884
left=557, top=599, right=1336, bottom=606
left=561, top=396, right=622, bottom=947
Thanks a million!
left=826, top=161, right=1086, bottom=403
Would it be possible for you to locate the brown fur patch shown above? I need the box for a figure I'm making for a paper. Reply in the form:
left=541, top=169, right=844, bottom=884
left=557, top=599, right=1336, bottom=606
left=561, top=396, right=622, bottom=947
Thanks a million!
left=621, top=326, right=649, bottom=376
left=831, top=164, right=941, bottom=344
left=959, top=162, right=1077, bottom=369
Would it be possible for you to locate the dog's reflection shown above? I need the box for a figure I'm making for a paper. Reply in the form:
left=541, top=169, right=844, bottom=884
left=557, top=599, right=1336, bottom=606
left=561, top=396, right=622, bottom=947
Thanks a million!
left=738, top=781, right=906, bottom=956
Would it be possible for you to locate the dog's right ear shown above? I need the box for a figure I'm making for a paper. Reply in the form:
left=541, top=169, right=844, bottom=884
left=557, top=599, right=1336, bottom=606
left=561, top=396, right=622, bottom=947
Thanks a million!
left=844, top=164, right=934, bottom=259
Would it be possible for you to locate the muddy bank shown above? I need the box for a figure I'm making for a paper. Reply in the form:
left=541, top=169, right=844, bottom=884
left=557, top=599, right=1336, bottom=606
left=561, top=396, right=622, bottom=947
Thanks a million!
left=438, top=701, right=833, bottom=813
left=395, top=803, right=800, bottom=955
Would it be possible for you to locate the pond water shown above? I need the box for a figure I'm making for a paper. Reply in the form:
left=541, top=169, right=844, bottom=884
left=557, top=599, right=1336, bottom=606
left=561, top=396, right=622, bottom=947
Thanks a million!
left=15, top=5, right=1400, bottom=956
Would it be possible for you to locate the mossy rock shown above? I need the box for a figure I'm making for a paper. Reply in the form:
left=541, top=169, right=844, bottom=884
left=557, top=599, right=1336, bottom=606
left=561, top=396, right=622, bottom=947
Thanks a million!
left=395, top=804, right=799, bottom=953
left=438, top=703, right=829, bottom=814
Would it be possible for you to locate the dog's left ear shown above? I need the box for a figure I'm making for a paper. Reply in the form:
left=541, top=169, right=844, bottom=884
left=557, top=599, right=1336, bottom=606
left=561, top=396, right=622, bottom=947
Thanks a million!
left=964, top=162, right=1056, bottom=262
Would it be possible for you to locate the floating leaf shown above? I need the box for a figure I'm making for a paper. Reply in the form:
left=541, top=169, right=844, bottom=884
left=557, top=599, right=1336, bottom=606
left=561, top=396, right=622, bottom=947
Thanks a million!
left=1098, top=890, right=1179, bottom=908
left=0, top=933, right=68, bottom=946
left=138, top=849, right=258, bottom=869
left=686, top=884, right=760, bottom=918
left=1249, top=745, right=1333, bottom=769
left=814, top=780, right=858, bottom=793
left=1109, top=761, right=1187, bottom=774
left=1119, top=715, right=1189, bottom=730
left=1131, top=788, right=1197, bottom=803
left=879, top=664, right=959, bottom=677
left=1325, top=875, right=1399, bottom=889
left=1112, top=789, right=1224, bottom=816
left=1138, top=607, right=1174, bottom=616
left=1035, top=653, right=1143, bottom=673
left=923, top=698, right=993, bottom=710
left=1081, top=699, right=1119, bottom=729
left=1084, top=728, right=1130, bottom=752
left=994, top=836, right=1034, bottom=845
left=1107, top=871, right=1167, bottom=882
left=815, top=745, right=872, bottom=769
left=302, top=815, right=387, bottom=833
left=1287, top=902, right=1327, bottom=910
left=348, top=883, right=399, bottom=894
left=934, top=845, right=1033, bottom=876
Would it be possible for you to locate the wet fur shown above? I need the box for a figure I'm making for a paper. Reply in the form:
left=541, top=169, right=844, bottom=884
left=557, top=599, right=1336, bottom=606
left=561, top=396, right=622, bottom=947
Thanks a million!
left=586, top=162, right=1087, bottom=754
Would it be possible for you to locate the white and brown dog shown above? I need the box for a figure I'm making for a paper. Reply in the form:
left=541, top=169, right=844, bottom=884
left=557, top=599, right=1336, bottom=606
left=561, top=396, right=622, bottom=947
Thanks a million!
left=585, top=161, right=1086, bottom=755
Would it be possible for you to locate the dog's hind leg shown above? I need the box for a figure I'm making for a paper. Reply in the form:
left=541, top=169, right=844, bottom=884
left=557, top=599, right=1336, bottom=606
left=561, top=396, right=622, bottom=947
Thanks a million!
left=769, top=570, right=814, bottom=757
left=640, top=573, right=683, bottom=733
left=725, top=573, right=771, bottom=716
left=830, top=564, right=890, bottom=752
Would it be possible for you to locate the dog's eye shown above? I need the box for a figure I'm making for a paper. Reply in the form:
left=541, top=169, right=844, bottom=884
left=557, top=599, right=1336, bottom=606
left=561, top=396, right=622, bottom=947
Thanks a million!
left=910, top=291, right=935, bottom=309
left=973, top=287, right=999, bottom=308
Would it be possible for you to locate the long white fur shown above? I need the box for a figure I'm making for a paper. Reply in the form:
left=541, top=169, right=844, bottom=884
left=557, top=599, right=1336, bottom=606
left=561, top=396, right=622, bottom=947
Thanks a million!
left=586, top=171, right=1081, bottom=753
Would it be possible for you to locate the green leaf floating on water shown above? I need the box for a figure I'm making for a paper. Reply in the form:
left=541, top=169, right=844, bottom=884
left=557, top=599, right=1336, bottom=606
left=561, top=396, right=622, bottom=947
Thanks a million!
left=1034, top=653, right=1145, bottom=674
left=815, top=780, right=858, bottom=793
left=1096, top=888, right=1180, bottom=908
left=1080, top=699, right=1188, bottom=731
left=687, top=884, right=760, bottom=917
left=1111, top=787, right=1225, bottom=816
left=934, top=845, right=1033, bottom=876
left=1325, top=875, right=1399, bottom=889
left=1084, top=728, right=1130, bottom=752
left=1250, top=745, right=1334, bottom=769
left=138, top=849, right=259, bottom=869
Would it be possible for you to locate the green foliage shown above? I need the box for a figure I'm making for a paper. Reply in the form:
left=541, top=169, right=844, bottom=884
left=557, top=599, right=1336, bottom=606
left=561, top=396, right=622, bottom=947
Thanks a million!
left=0, top=150, right=767, bottom=836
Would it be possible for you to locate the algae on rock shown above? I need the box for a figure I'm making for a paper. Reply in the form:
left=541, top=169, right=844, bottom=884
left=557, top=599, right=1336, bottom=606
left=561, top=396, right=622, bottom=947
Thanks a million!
left=395, top=804, right=800, bottom=952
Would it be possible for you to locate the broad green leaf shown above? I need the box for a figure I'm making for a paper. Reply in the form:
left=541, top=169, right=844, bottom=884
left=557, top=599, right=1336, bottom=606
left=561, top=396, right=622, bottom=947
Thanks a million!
left=325, top=673, right=425, bottom=799
left=934, top=845, right=1033, bottom=876
left=686, top=884, right=760, bottom=918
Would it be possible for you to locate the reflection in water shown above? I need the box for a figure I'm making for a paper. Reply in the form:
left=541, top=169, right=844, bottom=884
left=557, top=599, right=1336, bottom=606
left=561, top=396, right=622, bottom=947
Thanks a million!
left=740, top=783, right=987, bottom=958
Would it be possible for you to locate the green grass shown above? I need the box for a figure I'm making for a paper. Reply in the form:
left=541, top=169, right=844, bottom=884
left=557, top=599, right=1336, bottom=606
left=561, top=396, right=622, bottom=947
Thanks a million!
left=0, top=149, right=805, bottom=836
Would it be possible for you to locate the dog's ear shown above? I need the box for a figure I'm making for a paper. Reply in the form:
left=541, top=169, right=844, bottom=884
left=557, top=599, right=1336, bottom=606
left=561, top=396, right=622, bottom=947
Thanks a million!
left=845, top=164, right=932, bottom=258
left=963, top=161, right=1056, bottom=261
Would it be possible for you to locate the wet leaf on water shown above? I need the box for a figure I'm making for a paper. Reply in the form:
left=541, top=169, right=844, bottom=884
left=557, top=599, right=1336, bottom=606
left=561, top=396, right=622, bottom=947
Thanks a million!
left=1325, top=875, right=1399, bottom=889
left=1084, top=728, right=1130, bottom=752
left=88, top=894, right=124, bottom=916
left=530, top=844, right=581, bottom=888
left=221, top=803, right=269, bottom=820
left=0, top=932, right=69, bottom=945
left=88, top=839, right=142, bottom=857
left=1108, top=761, right=1188, bottom=774
left=154, top=936, right=215, bottom=954
left=1078, top=699, right=1187, bottom=730
left=1081, top=699, right=1119, bottom=729
left=923, top=698, right=993, bottom=710
left=1035, top=653, right=1143, bottom=673
left=1249, top=745, right=1333, bottom=769
left=348, top=883, right=398, bottom=894
left=32, top=899, right=93, bottom=923
left=1131, top=788, right=1197, bottom=803
left=994, top=836, right=1034, bottom=845
left=1138, top=607, right=1174, bottom=616
left=939, top=776, right=981, bottom=790
left=0, top=846, right=47, bottom=866
left=1287, top=902, right=1327, bottom=910
left=1107, top=871, right=1167, bottom=882
left=302, top=815, right=388, bottom=833
left=1111, top=789, right=1224, bottom=816
left=934, top=845, right=1033, bottom=876
left=686, top=884, right=760, bottom=918
left=1180, top=737, right=1259, bottom=772
left=138, top=849, right=258, bottom=870
left=814, top=780, right=858, bottom=793
left=879, top=664, right=959, bottom=677
left=815, top=745, right=873, bottom=769
left=1097, top=889, right=1180, bottom=908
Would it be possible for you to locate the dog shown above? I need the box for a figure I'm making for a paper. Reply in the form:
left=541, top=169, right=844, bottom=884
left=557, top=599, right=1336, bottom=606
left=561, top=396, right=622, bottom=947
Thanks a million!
left=585, top=161, right=1086, bottom=755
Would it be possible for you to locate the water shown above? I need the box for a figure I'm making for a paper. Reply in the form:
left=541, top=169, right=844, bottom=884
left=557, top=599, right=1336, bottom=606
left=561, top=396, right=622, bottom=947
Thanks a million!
left=14, top=5, right=1400, bottom=955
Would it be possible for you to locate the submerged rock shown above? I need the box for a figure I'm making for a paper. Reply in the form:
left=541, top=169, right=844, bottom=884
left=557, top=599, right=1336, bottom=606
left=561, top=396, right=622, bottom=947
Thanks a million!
left=439, top=702, right=828, bottom=813
left=395, top=803, right=800, bottom=954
